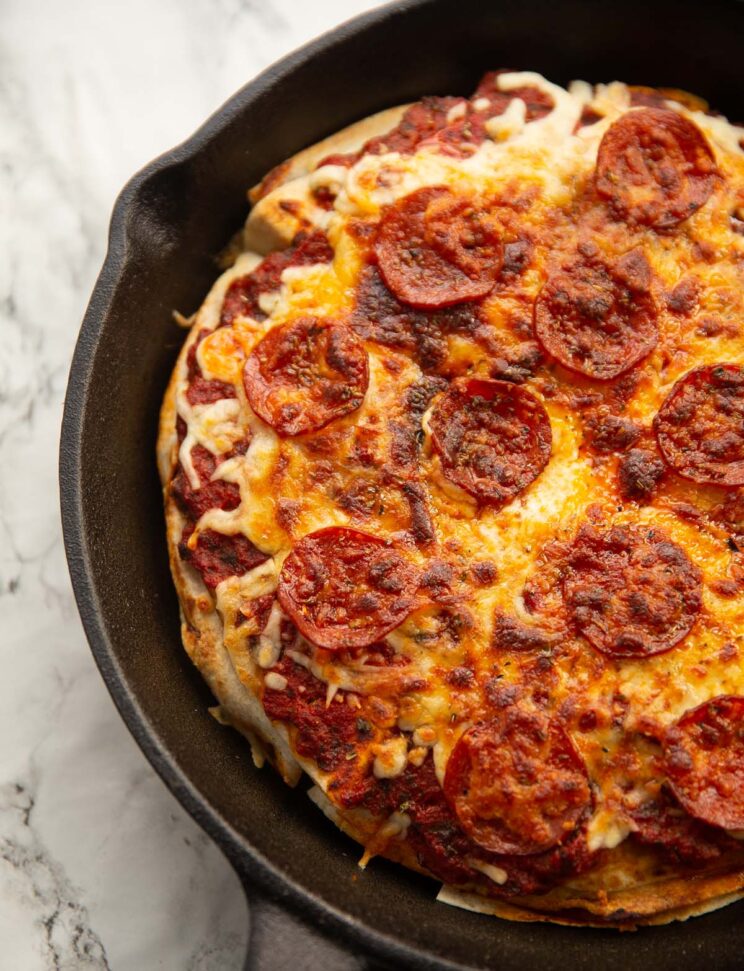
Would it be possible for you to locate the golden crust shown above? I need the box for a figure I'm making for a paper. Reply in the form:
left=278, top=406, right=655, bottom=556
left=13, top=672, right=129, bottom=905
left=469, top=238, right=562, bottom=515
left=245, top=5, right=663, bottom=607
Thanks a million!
left=159, top=74, right=744, bottom=927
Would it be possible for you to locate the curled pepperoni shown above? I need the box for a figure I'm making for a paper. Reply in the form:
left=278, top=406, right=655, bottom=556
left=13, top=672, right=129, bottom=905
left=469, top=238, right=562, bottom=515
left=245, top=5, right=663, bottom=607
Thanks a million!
left=375, top=187, right=503, bottom=309
left=595, top=108, right=719, bottom=228
left=562, top=524, right=702, bottom=658
left=277, top=527, right=419, bottom=650
left=534, top=251, right=657, bottom=380
left=429, top=378, right=551, bottom=505
left=443, top=711, right=591, bottom=855
left=654, top=365, right=744, bottom=487
left=664, top=696, right=744, bottom=831
left=243, top=317, right=369, bottom=436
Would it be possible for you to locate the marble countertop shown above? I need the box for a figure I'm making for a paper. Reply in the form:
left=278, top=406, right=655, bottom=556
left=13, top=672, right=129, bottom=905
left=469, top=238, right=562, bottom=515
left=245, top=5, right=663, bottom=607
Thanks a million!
left=1, top=1, right=377, bottom=966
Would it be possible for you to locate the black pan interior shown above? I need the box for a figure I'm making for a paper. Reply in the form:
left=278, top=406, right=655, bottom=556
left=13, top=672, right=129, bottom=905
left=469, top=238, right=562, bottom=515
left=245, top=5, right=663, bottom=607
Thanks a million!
left=61, top=0, right=744, bottom=967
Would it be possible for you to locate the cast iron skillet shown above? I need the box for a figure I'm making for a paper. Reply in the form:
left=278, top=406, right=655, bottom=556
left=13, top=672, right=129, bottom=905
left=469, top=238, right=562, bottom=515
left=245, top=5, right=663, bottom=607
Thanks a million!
left=60, top=0, right=744, bottom=967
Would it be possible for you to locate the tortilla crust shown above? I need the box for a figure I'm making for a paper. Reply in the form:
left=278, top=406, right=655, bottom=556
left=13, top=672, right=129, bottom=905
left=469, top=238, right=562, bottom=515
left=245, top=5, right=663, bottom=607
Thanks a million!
left=158, top=94, right=744, bottom=928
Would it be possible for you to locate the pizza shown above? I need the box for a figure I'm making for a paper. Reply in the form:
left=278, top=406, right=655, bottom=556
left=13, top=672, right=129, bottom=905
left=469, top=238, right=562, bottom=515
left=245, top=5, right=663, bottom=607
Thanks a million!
left=158, top=71, right=744, bottom=926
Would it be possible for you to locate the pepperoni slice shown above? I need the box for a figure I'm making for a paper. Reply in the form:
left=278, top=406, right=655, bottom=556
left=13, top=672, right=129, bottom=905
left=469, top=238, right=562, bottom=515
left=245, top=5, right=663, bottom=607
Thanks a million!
left=243, top=317, right=369, bottom=436
left=277, top=527, right=419, bottom=650
left=654, top=364, right=744, bottom=487
left=595, top=108, right=718, bottom=228
left=562, top=524, right=702, bottom=658
left=534, top=251, right=657, bottom=380
left=664, top=696, right=744, bottom=831
left=375, top=187, right=503, bottom=309
left=429, top=378, right=551, bottom=505
left=443, top=711, right=591, bottom=855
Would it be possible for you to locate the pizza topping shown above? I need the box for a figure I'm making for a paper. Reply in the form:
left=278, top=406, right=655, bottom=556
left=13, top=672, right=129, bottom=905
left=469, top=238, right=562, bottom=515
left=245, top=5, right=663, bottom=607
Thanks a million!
left=429, top=378, right=551, bottom=505
left=654, top=364, right=744, bottom=486
left=534, top=250, right=657, bottom=380
left=401, top=480, right=436, bottom=546
left=630, top=787, right=732, bottom=865
left=351, top=264, right=480, bottom=372
left=595, top=108, right=719, bottom=228
left=316, top=96, right=464, bottom=169
left=617, top=447, right=665, bottom=501
left=186, top=375, right=236, bottom=406
left=375, top=187, right=503, bottom=309
left=444, top=711, right=591, bottom=855
left=471, top=560, right=498, bottom=586
left=237, top=593, right=274, bottom=634
left=170, top=445, right=240, bottom=521
left=179, top=527, right=268, bottom=589
left=473, top=71, right=554, bottom=122
left=429, top=72, right=554, bottom=158
left=263, top=656, right=374, bottom=773
left=492, top=614, right=558, bottom=652
left=277, top=527, right=419, bottom=650
left=576, top=106, right=604, bottom=129
left=220, top=230, right=334, bottom=327
left=664, top=696, right=744, bottom=831
left=184, top=331, right=237, bottom=406
left=712, top=489, right=744, bottom=542
left=586, top=413, right=642, bottom=453
left=243, top=317, right=369, bottom=436
left=562, top=524, right=702, bottom=658
left=666, top=276, right=701, bottom=316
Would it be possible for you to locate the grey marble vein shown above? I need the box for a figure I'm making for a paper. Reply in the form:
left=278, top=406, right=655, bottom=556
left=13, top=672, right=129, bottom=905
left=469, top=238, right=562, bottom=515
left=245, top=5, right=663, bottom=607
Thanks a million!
left=0, top=776, right=110, bottom=970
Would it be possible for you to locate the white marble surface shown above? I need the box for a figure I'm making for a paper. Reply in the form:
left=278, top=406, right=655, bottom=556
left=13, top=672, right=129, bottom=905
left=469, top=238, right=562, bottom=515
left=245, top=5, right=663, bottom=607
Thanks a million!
left=1, top=1, right=379, bottom=966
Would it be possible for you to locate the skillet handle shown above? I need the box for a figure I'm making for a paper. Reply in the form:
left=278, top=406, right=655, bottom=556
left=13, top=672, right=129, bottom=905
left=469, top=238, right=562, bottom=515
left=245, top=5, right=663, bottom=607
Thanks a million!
left=242, top=885, right=367, bottom=971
